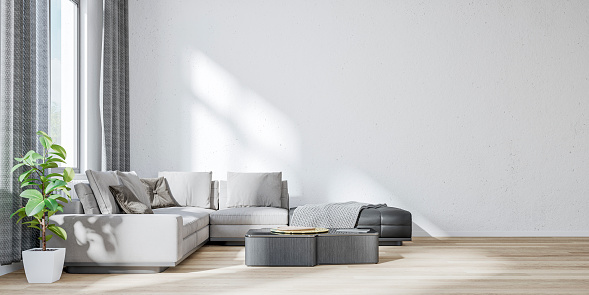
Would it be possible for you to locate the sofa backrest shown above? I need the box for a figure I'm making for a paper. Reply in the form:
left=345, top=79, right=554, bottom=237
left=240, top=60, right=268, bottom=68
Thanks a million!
left=217, top=180, right=289, bottom=210
left=72, top=177, right=220, bottom=213
left=158, top=172, right=213, bottom=208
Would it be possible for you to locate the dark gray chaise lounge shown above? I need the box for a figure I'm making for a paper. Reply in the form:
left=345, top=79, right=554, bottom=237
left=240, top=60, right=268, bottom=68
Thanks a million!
left=289, top=206, right=412, bottom=246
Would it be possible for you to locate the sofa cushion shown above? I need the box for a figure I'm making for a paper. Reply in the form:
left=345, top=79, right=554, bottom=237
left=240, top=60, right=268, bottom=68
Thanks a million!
left=153, top=207, right=213, bottom=238
left=209, top=207, right=288, bottom=225
left=158, top=172, right=212, bottom=209
left=85, top=170, right=122, bottom=214
left=226, top=172, right=282, bottom=208
left=117, top=171, right=152, bottom=209
left=141, top=177, right=180, bottom=209
left=74, top=183, right=101, bottom=214
left=109, top=185, right=154, bottom=214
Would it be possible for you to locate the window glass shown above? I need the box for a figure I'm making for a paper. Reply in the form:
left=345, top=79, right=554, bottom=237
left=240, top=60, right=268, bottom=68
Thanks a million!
left=50, top=0, right=78, bottom=169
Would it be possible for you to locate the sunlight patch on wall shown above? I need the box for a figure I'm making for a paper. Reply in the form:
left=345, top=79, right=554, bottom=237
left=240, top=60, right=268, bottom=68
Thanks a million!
left=185, top=50, right=301, bottom=186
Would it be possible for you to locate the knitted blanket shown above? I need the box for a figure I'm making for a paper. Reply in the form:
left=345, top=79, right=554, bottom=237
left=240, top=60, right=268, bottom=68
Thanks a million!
left=290, top=201, right=387, bottom=228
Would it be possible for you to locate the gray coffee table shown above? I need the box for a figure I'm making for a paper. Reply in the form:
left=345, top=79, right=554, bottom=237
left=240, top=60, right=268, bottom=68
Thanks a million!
left=245, top=228, right=379, bottom=266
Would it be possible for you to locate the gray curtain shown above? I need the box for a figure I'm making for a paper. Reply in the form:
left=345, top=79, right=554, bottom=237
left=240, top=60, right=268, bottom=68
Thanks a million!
left=102, top=0, right=129, bottom=171
left=0, top=0, right=49, bottom=265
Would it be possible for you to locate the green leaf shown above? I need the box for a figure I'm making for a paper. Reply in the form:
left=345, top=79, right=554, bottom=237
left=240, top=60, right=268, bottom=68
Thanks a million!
left=10, top=163, right=25, bottom=173
left=49, top=151, right=66, bottom=160
left=9, top=207, right=25, bottom=219
left=23, top=158, right=34, bottom=167
left=36, top=130, right=50, bottom=138
left=25, top=198, right=45, bottom=216
left=45, top=179, right=67, bottom=195
left=18, top=168, right=35, bottom=182
left=30, top=152, right=43, bottom=161
left=20, top=189, right=43, bottom=199
left=40, top=162, right=58, bottom=169
left=63, top=167, right=74, bottom=182
left=50, top=144, right=67, bottom=159
left=16, top=214, right=27, bottom=224
left=48, top=194, right=62, bottom=200
left=48, top=224, right=67, bottom=240
left=45, top=235, right=53, bottom=242
left=48, top=194, right=69, bottom=203
left=57, top=187, right=71, bottom=198
left=20, top=181, right=40, bottom=188
left=47, top=158, right=66, bottom=164
left=46, top=173, right=62, bottom=178
left=56, top=206, right=64, bottom=212
left=29, top=225, right=41, bottom=230
left=22, top=220, right=40, bottom=226
left=39, top=136, right=53, bottom=149
left=22, top=150, right=35, bottom=159
left=44, top=199, right=58, bottom=211
left=34, top=211, right=43, bottom=220
left=14, top=157, right=23, bottom=162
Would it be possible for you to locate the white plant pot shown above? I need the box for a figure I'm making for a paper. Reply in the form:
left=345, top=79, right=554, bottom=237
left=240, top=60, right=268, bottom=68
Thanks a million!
left=22, top=248, right=66, bottom=283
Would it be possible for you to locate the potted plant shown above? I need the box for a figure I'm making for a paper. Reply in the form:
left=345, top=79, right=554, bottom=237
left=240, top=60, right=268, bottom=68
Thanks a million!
left=9, top=131, right=74, bottom=283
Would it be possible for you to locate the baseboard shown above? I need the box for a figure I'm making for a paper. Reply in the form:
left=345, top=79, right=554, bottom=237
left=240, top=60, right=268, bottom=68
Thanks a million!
left=65, top=266, right=168, bottom=274
left=0, top=262, right=23, bottom=276
left=413, top=231, right=589, bottom=237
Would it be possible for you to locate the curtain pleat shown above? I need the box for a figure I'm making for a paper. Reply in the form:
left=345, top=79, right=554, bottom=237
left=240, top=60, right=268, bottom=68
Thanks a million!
left=0, top=0, right=49, bottom=265
left=102, top=0, right=129, bottom=171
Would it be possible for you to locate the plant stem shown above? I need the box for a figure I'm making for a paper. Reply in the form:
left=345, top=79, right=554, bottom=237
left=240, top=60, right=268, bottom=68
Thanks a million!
left=41, top=214, right=46, bottom=251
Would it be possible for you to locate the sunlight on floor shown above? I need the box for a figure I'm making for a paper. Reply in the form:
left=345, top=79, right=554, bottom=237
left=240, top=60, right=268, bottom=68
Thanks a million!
left=70, top=244, right=509, bottom=294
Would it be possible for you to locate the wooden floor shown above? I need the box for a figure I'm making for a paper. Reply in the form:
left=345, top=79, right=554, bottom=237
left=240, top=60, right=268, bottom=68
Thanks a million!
left=1, top=238, right=589, bottom=294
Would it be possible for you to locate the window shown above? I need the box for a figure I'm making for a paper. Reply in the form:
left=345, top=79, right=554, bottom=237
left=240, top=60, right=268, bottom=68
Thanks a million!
left=50, top=0, right=79, bottom=170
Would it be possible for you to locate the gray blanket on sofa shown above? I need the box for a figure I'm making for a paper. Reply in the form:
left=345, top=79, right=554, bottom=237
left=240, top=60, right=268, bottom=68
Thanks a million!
left=290, top=201, right=387, bottom=228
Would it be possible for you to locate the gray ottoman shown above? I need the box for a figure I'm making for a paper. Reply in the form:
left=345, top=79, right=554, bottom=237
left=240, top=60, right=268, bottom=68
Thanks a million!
left=245, top=229, right=379, bottom=266
left=289, top=206, right=412, bottom=246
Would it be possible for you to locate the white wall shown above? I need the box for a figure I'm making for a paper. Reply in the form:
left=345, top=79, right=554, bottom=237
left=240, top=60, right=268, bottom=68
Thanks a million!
left=129, top=0, right=589, bottom=237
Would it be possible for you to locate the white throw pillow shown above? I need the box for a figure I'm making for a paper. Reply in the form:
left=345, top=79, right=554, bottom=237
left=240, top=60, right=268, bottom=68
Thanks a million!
left=85, top=170, right=121, bottom=214
left=116, top=171, right=152, bottom=209
left=226, top=172, right=282, bottom=208
left=158, top=172, right=212, bottom=208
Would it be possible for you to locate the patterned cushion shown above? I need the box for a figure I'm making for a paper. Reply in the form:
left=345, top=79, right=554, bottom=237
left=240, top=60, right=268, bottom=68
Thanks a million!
left=140, top=177, right=180, bottom=209
left=117, top=171, right=152, bottom=209
left=109, top=185, right=153, bottom=214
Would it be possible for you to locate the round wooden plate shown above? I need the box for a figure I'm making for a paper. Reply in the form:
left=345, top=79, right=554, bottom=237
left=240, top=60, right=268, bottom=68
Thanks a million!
left=270, top=227, right=329, bottom=234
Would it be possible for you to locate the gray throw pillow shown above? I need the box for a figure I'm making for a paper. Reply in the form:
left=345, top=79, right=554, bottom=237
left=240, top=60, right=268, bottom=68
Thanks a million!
left=226, top=172, right=282, bottom=208
left=85, top=170, right=122, bottom=214
left=74, top=183, right=101, bottom=214
left=108, top=185, right=153, bottom=214
left=140, top=177, right=180, bottom=209
left=116, top=171, right=152, bottom=210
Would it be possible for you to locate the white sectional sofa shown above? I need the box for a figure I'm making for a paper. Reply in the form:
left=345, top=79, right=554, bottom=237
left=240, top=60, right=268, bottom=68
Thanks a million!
left=209, top=180, right=289, bottom=242
left=48, top=172, right=289, bottom=274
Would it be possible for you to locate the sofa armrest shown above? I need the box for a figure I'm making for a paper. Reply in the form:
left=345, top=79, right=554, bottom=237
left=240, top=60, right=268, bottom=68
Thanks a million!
left=281, top=180, right=289, bottom=210
left=47, top=214, right=183, bottom=266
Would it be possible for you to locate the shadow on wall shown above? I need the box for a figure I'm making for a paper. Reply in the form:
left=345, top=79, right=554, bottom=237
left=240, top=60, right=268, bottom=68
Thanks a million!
left=179, top=50, right=443, bottom=237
